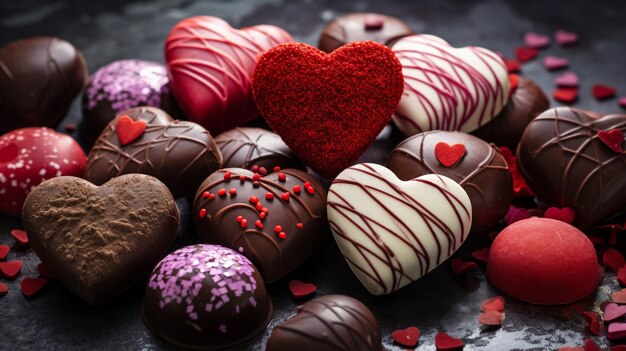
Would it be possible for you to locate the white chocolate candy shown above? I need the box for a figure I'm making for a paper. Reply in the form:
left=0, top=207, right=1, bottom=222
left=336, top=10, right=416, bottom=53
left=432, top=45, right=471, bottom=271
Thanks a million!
left=327, top=163, right=472, bottom=295
left=392, top=34, right=510, bottom=136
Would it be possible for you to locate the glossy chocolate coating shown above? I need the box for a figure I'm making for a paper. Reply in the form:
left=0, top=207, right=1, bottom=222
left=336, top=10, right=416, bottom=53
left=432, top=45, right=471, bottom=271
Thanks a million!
left=215, top=127, right=304, bottom=172
left=142, top=244, right=272, bottom=350
left=0, top=37, right=88, bottom=132
left=472, top=76, right=549, bottom=150
left=86, top=106, right=222, bottom=198
left=318, top=13, right=414, bottom=52
left=193, top=168, right=327, bottom=283
left=388, top=131, right=512, bottom=232
left=517, top=107, right=626, bottom=230
left=265, top=294, right=384, bottom=351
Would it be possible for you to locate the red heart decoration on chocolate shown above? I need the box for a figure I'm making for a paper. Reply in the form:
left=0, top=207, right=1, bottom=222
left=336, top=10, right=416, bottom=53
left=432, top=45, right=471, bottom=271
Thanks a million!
left=288, top=280, right=317, bottom=299
left=471, top=248, right=490, bottom=263
left=593, top=84, right=616, bottom=100
left=0, top=244, right=9, bottom=260
left=451, top=259, right=478, bottom=275
left=165, top=16, right=292, bottom=135
left=20, top=277, right=48, bottom=297
left=10, top=229, right=29, bottom=246
left=480, top=296, right=505, bottom=312
left=435, top=332, right=464, bottom=350
left=598, top=129, right=625, bottom=152
left=603, top=248, right=625, bottom=273
left=0, top=260, right=23, bottom=279
left=434, top=142, right=467, bottom=167
left=391, top=326, right=421, bottom=348
left=515, top=47, right=538, bottom=62
left=115, top=114, right=146, bottom=145
left=253, top=41, right=403, bottom=178
left=478, top=310, right=504, bottom=326
left=543, top=207, right=576, bottom=224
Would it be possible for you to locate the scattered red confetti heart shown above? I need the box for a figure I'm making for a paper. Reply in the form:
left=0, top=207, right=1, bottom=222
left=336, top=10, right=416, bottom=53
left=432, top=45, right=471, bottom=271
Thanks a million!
left=544, top=55, right=569, bottom=70
left=478, top=310, right=504, bottom=327
left=612, top=289, right=626, bottom=304
left=543, top=207, right=576, bottom=224
left=0, top=244, right=9, bottom=260
left=555, top=30, right=579, bottom=46
left=609, top=322, right=626, bottom=341
left=471, top=248, right=490, bottom=263
left=503, top=58, right=521, bottom=73
left=0, top=260, right=23, bottom=279
left=504, top=205, right=531, bottom=225
left=553, top=88, right=578, bottom=104
left=515, top=47, right=538, bottom=62
left=603, top=248, right=626, bottom=273
left=115, top=114, right=147, bottom=146
left=555, top=72, right=579, bottom=88
left=499, top=146, right=534, bottom=197
left=451, top=259, right=478, bottom=275
left=583, top=338, right=602, bottom=351
left=605, top=303, right=626, bottom=322
left=619, top=97, right=626, bottom=109
left=558, top=347, right=584, bottom=351
left=593, top=84, right=617, bottom=100
left=524, top=32, right=550, bottom=49
left=434, top=142, right=466, bottom=167
left=10, top=229, right=29, bottom=246
left=20, top=277, right=48, bottom=298
left=391, top=326, right=421, bottom=348
left=583, top=311, right=601, bottom=336
left=481, top=296, right=505, bottom=312
left=0, top=282, right=7, bottom=297
left=598, top=129, right=625, bottom=153
left=509, top=74, right=519, bottom=96
left=37, top=262, right=58, bottom=280
left=435, top=332, right=464, bottom=351
left=288, top=280, right=317, bottom=299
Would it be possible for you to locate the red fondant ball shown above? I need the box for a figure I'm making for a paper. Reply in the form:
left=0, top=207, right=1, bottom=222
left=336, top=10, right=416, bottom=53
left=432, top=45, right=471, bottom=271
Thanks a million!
left=487, top=217, right=600, bottom=305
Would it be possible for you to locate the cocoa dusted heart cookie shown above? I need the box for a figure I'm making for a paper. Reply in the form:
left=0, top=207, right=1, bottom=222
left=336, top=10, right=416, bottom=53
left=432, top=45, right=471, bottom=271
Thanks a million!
left=517, top=107, right=626, bottom=229
left=85, top=106, right=222, bottom=198
left=193, top=168, right=327, bottom=283
left=22, top=174, right=180, bottom=305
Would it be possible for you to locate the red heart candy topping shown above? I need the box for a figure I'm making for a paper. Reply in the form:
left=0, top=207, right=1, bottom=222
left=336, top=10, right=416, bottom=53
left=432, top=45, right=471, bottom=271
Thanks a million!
left=20, top=277, right=48, bottom=298
left=605, top=303, right=626, bottom=322
left=593, top=84, right=616, bottom=100
left=0, top=244, right=9, bottom=260
left=478, top=310, right=504, bottom=327
left=553, top=88, right=578, bottom=103
left=598, top=129, right=624, bottom=153
left=288, top=280, right=317, bottom=299
left=435, top=332, right=464, bottom=350
left=582, top=311, right=601, bottom=336
left=451, top=259, right=478, bottom=275
left=515, top=47, right=538, bottom=62
left=10, top=229, right=29, bottom=246
left=115, top=115, right=147, bottom=146
left=391, top=326, right=421, bottom=348
left=503, top=58, right=521, bottom=73
left=0, top=260, right=23, bottom=279
left=509, top=74, right=519, bottom=97
left=471, top=248, right=490, bottom=263
left=481, top=296, right=505, bottom=312
left=435, top=142, right=466, bottom=167
left=603, top=248, right=626, bottom=273
left=543, top=207, right=576, bottom=224
left=612, top=288, right=626, bottom=304
left=583, top=339, right=602, bottom=351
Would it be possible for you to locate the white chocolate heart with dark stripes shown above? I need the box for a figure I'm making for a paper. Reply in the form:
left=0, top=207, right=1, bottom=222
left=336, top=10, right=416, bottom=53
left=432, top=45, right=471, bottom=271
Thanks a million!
left=327, top=163, right=472, bottom=295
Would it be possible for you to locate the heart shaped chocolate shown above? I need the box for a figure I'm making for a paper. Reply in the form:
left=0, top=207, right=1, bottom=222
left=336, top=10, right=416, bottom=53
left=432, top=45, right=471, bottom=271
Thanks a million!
left=165, top=16, right=292, bottom=134
left=193, top=168, right=327, bottom=283
left=517, top=107, right=626, bottom=229
left=22, top=174, right=180, bottom=305
left=327, top=163, right=472, bottom=295
left=392, top=34, right=510, bottom=136
left=85, top=106, right=222, bottom=198
left=253, top=41, right=404, bottom=178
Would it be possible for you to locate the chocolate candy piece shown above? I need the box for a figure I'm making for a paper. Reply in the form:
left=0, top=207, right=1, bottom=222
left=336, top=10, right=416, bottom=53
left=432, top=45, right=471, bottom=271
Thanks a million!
left=0, top=37, right=88, bottom=132
left=318, top=13, right=414, bottom=52
left=22, top=174, right=180, bottom=305
left=517, top=107, right=626, bottom=229
left=86, top=106, right=222, bottom=198
left=81, top=60, right=174, bottom=145
left=472, top=76, right=549, bottom=150
left=193, top=168, right=327, bottom=283
left=388, top=131, right=513, bottom=232
left=215, top=127, right=304, bottom=172
left=142, top=244, right=272, bottom=350
left=266, top=295, right=383, bottom=351
left=327, top=164, right=472, bottom=295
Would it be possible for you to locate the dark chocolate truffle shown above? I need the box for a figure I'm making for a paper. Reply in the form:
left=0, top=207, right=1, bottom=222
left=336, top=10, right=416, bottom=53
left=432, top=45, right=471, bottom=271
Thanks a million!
left=0, top=37, right=88, bottom=132
left=318, top=13, right=414, bottom=53
left=215, top=127, right=304, bottom=172
left=142, top=244, right=272, bottom=350
left=388, top=131, right=513, bottom=232
left=265, top=294, right=384, bottom=351
left=85, top=106, right=222, bottom=198
left=193, top=168, right=327, bottom=283
left=472, top=75, right=549, bottom=150
left=81, top=59, right=175, bottom=145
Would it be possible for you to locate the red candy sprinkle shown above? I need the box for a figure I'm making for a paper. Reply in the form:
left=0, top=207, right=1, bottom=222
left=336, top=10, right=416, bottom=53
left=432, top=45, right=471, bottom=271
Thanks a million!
left=115, top=115, right=147, bottom=146
left=274, top=225, right=282, bottom=233
left=217, top=188, right=227, bottom=196
left=543, top=55, right=569, bottom=70
left=391, top=327, right=421, bottom=348
left=281, top=192, right=290, bottom=201
left=609, top=323, right=626, bottom=341
left=262, top=207, right=269, bottom=213
left=593, top=84, right=616, bottom=100
left=255, top=220, right=263, bottom=229
left=236, top=215, right=243, bottom=222
left=543, top=207, right=576, bottom=224
left=265, top=192, right=274, bottom=200
left=239, top=175, right=246, bottom=182
left=37, top=262, right=57, bottom=280
left=229, top=188, right=237, bottom=196
left=558, top=347, right=583, bottom=351
left=306, top=186, right=315, bottom=194
left=240, top=219, right=248, bottom=228
left=0, top=282, right=7, bottom=297
left=499, top=146, right=534, bottom=197
left=553, top=88, right=578, bottom=103
left=481, top=296, right=505, bottom=312
left=249, top=196, right=259, bottom=204
left=435, top=142, right=466, bottom=167
left=604, top=303, right=626, bottom=322
left=209, top=194, right=215, bottom=200
left=471, top=248, right=490, bottom=263
left=515, top=47, right=538, bottom=62
left=435, top=332, right=464, bottom=351
left=555, top=72, right=580, bottom=88
left=598, top=129, right=625, bottom=153
left=0, top=244, right=9, bottom=260
left=296, top=223, right=303, bottom=229
left=259, top=167, right=267, bottom=175
left=199, top=209, right=207, bottom=218
left=223, top=171, right=232, bottom=180
left=0, top=260, right=23, bottom=279
left=259, top=212, right=266, bottom=219
left=10, top=229, right=29, bottom=246
left=273, top=166, right=281, bottom=172
left=509, top=74, right=519, bottom=97
left=503, top=58, right=521, bottom=73
left=278, top=172, right=286, bottom=182
left=451, top=259, right=478, bottom=275
left=202, top=191, right=210, bottom=198
left=256, top=202, right=263, bottom=211
left=583, top=339, right=602, bottom=351
left=20, top=277, right=48, bottom=298
left=582, top=311, right=601, bottom=336
left=252, top=165, right=259, bottom=172
left=278, top=232, right=287, bottom=239
left=478, top=310, right=504, bottom=327
left=603, top=248, right=625, bottom=273
left=253, top=173, right=261, bottom=181
left=288, top=280, right=318, bottom=299
left=293, top=185, right=301, bottom=193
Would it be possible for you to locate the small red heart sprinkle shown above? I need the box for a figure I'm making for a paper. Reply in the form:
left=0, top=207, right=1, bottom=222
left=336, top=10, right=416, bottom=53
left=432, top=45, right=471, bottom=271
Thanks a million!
left=478, top=310, right=504, bottom=327
left=558, top=347, right=584, bottom=351
left=583, top=311, right=601, bottom=336
left=612, top=289, right=626, bottom=304
left=504, top=205, right=530, bottom=225
left=499, top=146, right=534, bottom=197
left=391, top=326, right=421, bottom=348
left=435, top=332, right=464, bottom=351
left=115, top=115, right=147, bottom=146
left=281, top=192, right=290, bottom=201
left=619, top=97, right=626, bottom=109
left=509, top=74, right=519, bottom=97
left=480, top=296, right=505, bottom=312
left=435, top=142, right=466, bottom=167
left=589, top=319, right=601, bottom=336
left=515, top=47, right=538, bottom=62
left=543, top=207, right=576, bottom=224
left=598, top=129, right=624, bottom=153
left=20, top=277, right=48, bottom=298
left=553, top=88, right=578, bottom=103
left=471, top=248, right=490, bottom=263
left=10, top=229, right=29, bottom=246
left=555, top=30, right=579, bottom=46
left=583, top=339, right=602, bottom=351
left=451, top=259, right=478, bottom=275
left=524, top=32, right=550, bottom=49
left=619, top=267, right=626, bottom=286
left=603, top=248, right=625, bottom=273
left=37, top=262, right=58, bottom=280
left=555, top=72, right=579, bottom=88
left=593, top=84, right=617, bottom=100
left=364, top=14, right=385, bottom=30
left=0, top=282, right=7, bottom=297
left=0, top=244, right=9, bottom=260
left=609, top=322, right=626, bottom=340
left=503, top=58, right=521, bottom=73
left=543, top=55, right=569, bottom=70
left=605, top=303, right=626, bottom=322
left=288, top=280, right=317, bottom=299
left=0, top=260, right=23, bottom=279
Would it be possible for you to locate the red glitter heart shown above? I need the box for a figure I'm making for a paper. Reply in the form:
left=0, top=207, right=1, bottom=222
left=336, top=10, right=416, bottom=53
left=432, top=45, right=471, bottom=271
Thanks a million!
left=391, top=326, right=421, bottom=348
left=288, top=280, right=317, bottom=299
left=115, top=115, right=147, bottom=146
left=604, top=248, right=625, bottom=273
left=435, top=142, right=466, bottom=167
left=612, top=289, right=626, bottom=304
left=471, top=248, right=490, bottom=263
left=515, top=47, right=538, bottom=62
left=598, top=129, right=625, bottom=153
left=0, top=244, right=9, bottom=260
left=553, top=88, right=578, bottom=103
left=20, top=277, right=48, bottom=298
left=503, top=58, right=521, bottom=73
left=499, top=146, right=534, bottom=197
left=593, top=84, right=616, bottom=100
left=0, top=260, right=23, bottom=279
left=434, top=332, right=464, bottom=350
left=253, top=41, right=403, bottom=178
left=543, top=207, right=576, bottom=224
left=478, top=310, right=504, bottom=327
left=480, top=296, right=505, bottom=312
left=10, top=229, right=29, bottom=246
left=451, top=259, right=478, bottom=275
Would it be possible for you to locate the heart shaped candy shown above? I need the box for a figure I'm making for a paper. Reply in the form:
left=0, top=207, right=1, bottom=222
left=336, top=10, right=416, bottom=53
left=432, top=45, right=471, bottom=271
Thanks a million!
left=327, top=163, right=472, bottom=295
left=253, top=41, right=404, bottom=178
left=392, top=326, right=421, bottom=348
left=165, top=16, right=292, bottom=134
left=392, top=34, right=510, bottom=136
left=22, top=174, right=180, bottom=305
left=288, top=280, right=317, bottom=299
left=435, top=332, right=464, bottom=350
left=517, top=107, right=626, bottom=229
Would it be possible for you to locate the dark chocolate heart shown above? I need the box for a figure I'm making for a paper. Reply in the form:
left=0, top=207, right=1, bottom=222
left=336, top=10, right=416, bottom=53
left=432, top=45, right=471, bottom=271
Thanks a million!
left=22, top=174, right=180, bottom=305
left=517, top=107, right=626, bottom=229
left=193, top=168, right=327, bottom=283
left=85, top=106, right=223, bottom=198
